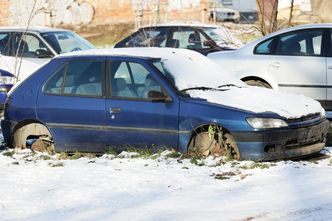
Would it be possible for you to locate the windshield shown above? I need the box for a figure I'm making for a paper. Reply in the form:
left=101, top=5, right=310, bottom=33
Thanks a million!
left=151, top=49, right=245, bottom=92
left=201, top=27, right=244, bottom=49
left=41, top=31, right=94, bottom=54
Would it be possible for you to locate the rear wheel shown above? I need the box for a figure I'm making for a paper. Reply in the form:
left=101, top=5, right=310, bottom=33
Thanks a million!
left=13, top=123, right=54, bottom=153
left=188, top=126, right=240, bottom=160
left=245, top=79, right=271, bottom=88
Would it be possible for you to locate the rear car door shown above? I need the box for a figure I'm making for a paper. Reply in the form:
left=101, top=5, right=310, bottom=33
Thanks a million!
left=104, top=57, right=179, bottom=149
left=36, top=58, right=107, bottom=152
left=268, top=29, right=326, bottom=105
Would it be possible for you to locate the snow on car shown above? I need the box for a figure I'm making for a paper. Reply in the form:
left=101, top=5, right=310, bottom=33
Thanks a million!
left=1, top=48, right=329, bottom=160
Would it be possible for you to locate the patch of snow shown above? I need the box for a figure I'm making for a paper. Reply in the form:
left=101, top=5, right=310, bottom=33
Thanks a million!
left=117, top=151, right=140, bottom=158
left=0, top=148, right=332, bottom=221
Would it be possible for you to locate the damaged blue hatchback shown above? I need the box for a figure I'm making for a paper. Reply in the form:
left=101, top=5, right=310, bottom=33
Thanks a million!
left=1, top=48, right=329, bottom=160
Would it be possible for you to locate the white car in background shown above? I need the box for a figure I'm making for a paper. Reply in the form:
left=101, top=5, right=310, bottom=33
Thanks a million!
left=0, top=27, right=94, bottom=83
left=208, top=23, right=332, bottom=116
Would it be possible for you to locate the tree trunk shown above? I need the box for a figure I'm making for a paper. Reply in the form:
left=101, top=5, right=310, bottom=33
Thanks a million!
left=269, top=0, right=279, bottom=33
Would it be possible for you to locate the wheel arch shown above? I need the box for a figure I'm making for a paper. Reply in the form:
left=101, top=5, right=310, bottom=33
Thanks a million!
left=240, top=75, right=278, bottom=89
left=187, top=122, right=240, bottom=159
left=187, top=122, right=233, bottom=149
left=12, top=120, right=53, bottom=149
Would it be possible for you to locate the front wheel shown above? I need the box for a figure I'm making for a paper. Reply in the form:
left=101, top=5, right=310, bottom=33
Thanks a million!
left=188, top=126, right=240, bottom=160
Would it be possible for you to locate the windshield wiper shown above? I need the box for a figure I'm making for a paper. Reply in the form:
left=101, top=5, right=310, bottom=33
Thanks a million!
left=180, top=87, right=218, bottom=92
left=218, top=84, right=241, bottom=88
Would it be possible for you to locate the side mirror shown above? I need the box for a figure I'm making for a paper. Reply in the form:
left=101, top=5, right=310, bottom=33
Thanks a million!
left=148, top=90, right=171, bottom=102
left=203, top=39, right=215, bottom=48
left=35, top=49, right=53, bottom=58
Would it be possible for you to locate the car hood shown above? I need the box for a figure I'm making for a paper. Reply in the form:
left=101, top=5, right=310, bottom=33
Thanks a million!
left=187, top=86, right=323, bottom=119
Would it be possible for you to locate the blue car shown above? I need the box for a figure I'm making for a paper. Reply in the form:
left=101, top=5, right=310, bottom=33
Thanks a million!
left=1, top=48, right=329, bottom=160
left=0, top=69, right=13, bottom=112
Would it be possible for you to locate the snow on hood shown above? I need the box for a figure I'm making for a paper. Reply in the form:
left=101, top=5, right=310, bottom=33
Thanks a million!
left=156, top=49, right=246, bottom=90
left=188, top=86, right=323, bottom=119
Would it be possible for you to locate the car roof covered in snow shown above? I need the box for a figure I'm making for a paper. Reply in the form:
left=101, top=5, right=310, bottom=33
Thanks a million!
left=55, top=47, right=197, bottom=59
left=140, top=22, right=220, bottom=29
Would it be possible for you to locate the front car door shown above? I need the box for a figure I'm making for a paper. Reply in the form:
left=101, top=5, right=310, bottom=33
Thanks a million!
left=36, top=57, right=107, bottom=152
left=325, top=29, right=332, bottom=111
left=104, top=57, right=179, bottom=150
left=268, top=28, right=327, bottom=106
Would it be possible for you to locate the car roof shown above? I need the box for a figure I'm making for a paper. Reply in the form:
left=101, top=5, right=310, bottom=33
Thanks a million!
left=55, top=47, right=201, bottom=60
left=0, top=26, right=70, bottom=33
left=141, top=22, right=219, bottom=29
left=242, top=23, right=332, bottom=50
left=258, top=23, right=332, bottom=41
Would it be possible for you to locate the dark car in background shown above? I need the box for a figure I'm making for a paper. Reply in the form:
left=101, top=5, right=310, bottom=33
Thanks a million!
left=114, top=23, right=243, bottom=55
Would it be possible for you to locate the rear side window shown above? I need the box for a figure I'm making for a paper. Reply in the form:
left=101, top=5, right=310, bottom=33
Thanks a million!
left=254, top=38, right=274, bottom=55
left=121, top=27, right=170, bottom=47
left=0, top=33, right=11, bottom=56
left=275, top=29, right=323, bottom=56
left=44, top=59, right=104, bottom=97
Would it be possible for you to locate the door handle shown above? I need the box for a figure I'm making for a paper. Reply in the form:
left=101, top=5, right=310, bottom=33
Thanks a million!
left=328, top=65, right=332, bottom=70
left=110, top=107, right=122, bottom=114
left=270, top=62, right=280, bottom=68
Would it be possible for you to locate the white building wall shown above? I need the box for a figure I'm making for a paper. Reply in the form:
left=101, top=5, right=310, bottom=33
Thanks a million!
left=221, top=0, right=257, bottom=12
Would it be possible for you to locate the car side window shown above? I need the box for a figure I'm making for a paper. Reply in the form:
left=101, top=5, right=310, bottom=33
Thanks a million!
left=275, top=29, right=323, bottom=56
left=44, top=66, right=65, bottom=94
left=44, top=60, right=104, bottom=97
left=12, top=33, right=52, bottom=58
left=109, top=60, right=163, bottom=100
left=254, top=38, right=274, bottom=54
left=114, top=62, right=132, bottom=84
left=171, top=28, right=198, bottom=49
left=0, top=33, right=11, bottom=56
left=123, top=27, right=169, bottom=47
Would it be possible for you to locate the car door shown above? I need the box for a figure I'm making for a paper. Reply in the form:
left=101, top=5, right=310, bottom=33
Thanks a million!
left=104, top=57, right=179, bottom=149
left=325, top=29, right=332, bottom=111
left=36, top=58, right=107, bottom=152
left=268, top=29, right=326, bottom=105
left=1, top=32, right=53, bottom=81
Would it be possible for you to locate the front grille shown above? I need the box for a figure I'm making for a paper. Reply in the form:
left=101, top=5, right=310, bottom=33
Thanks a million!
left=287, top=113, right=320, bottom=124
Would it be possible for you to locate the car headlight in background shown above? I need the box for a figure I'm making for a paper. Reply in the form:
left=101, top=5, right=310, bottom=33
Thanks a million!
left=0, top=76, right=15, bottom=85
left=246, top=118, right=288, bottom=129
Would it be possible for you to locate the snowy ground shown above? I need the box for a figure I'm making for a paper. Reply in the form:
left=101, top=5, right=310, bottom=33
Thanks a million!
left=1, top=143, right=332, bottom=221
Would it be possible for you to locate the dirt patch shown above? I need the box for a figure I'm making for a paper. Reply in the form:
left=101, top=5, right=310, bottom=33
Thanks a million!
left=78, top=23, right=135, bottom=47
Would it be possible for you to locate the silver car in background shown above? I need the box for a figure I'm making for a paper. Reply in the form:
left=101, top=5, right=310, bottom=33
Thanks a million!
left=208, top=23, right=332, bottom=115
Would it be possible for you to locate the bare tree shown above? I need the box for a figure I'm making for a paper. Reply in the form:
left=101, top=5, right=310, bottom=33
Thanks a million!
left=288, top=0, right=295, bottom=26
left=256, top=0, right=279, bottom=35
left=14, top=0, right=38, bottom=83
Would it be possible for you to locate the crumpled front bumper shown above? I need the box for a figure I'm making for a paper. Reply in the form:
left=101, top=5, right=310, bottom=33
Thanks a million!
left=232, top=119, right=330, bottom=161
